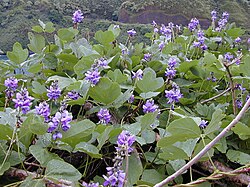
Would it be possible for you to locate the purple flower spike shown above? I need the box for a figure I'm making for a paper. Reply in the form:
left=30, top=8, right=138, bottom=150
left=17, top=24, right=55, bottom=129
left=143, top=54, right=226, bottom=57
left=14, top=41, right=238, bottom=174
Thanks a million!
left=128, top=94, right=134, bottom=103
left=117, top=130, right=136, bottom=153
left=165, top=83, right=183, bottom=104
left=235, top=37, right=241, bottom=43
left=97, top=108, right=111, bottom=124
left=144, top=53, right=152, bottom=61
left=85, top=69, right=101, bottom=86
left=72, top=10, right=84, bottom=23
left=188, top=18, right=199, bottom=31
left=82, top=182, right=99, bottom=187
left=211, top=10, right=217, bottom=21
left=47, top=81, right=61, bottom=100
left=35, top=101, right=50, bottom=122
left=5, top=77, right=18, bottom=90
left=52, top=131, right=62, bottom=140
left=13, top=88, right=34, bottom=114
left=68, top=91, right=80, bottom=100
left=143, top=99, right=159, bottom=113
left=132, top=69, right=143, bottom=80
left=127, top=29, right=136, bottom=37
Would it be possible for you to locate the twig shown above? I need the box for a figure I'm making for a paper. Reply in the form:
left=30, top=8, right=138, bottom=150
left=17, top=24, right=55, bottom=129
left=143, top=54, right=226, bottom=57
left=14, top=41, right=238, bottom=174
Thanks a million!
left=154, top=97, right=250, bottom=187
left=201, top=87, right=231, bottom=104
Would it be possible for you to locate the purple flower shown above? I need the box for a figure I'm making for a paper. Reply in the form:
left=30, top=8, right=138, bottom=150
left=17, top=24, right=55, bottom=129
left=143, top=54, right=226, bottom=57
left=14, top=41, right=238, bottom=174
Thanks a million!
left=236, top=99, right=242, bottom=109
left=5, top=77, right=18, bottom=90
left=224, top=52, right=234, bottom=62
left=222, top=12, right=229, bottom=20
left=144, top=53, right=152, bottom=61
left=158, top=41, right=165, bottom=51
left=165, top=84, right=183, bottom=104
left=247, top=38, right=250, bottom=44
left=143, top=99, right=159, bottom=113
left=201, top=44, right=208, bottom=50
left=211, top=10, right=217, bottom=21
left=13, top=88, right=34, bottom=114
left=52, top=131, right=62, bottom=140
left=188, top=18, right=199, bottom=31
left=154, top=28, right=159, bottom=33
left=193, top=41, right=201, bottom=48
left=97, top=58, right=109, bottom=68
left=168, top=22, right=174, bottom=28
left=35, top=101, right=50, bottom=122
left=67, top=91, right=80, bottom=100
left=72, top=10, right=84, bottom=23
left=103, top=170, right=125, bottom=187
left=4, top=77, right=19, bottom=99
left=199, top=120, right=208, bottom=129
left=82, top=182, right=99, bottom=187
left=128, top=94, right=134, bottom=103
left=235, top=37, right=241, bottom=43
left=117, top=130, right=136, bottom=153
left=168, top=57, right=178, bottom=68
left=47, top=81, right=61, bottom=100
left=160, top=25, right=172, bottom=39
left=85, top=69, right=101, bottom=86
left=127, top=29, right=136, bottom=37
left=165, top=68, right=176, bottom=79
left=152, top=20, right=157, bottom=27
left=132, top=69, right=143, bottom=80
left=97, top=108, right=111, bottom=124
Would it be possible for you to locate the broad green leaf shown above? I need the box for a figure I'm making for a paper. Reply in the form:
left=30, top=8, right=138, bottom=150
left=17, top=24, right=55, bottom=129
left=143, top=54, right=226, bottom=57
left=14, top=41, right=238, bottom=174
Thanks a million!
left=28, top=63, right=43, bottom=73
left=139, top=112, right=159, bottom=130
left=95, top=30, right=115, bottom=45
left=0, top=162, right=10, bottom=176
left=108, top=24, right=121, bottom=38
left=158, top=118, right=201, bottom=147
left=74, top=55, right=97, bottom=79
left=140, top=92, right=160, bottom=99
left=136, top=68, right=164, bottom=93
left=97, top=126, right=113, bottom=149
left=20, top=176, right=45, bottom=187
left=0, top=124, right=13, bottom=140
left=45, top=22, right=55, bottom=33
left=27, top=32, right=45, bottom=53
left=226, top=28, right=245, bottom=38
left=7, top=151, right=25, bottom=166
left=45, top=159, right=81, bottom=182
left=61, top=119, right=96, bottom=147
left=42, top=52, right=58, bottom=69
left=195, top=103, right=215, bottom=119
left=57, top=28, right=78, bottom=42
left=74, top=142, right=101, bottom=158
left=88, top=77, right=121, bottom=105
left=240, top=56, right=250, bottom=76
left=159, top=145, right=189, bottom=160
left=232, top=122, right=250, bottom=140
left=174, top=138, right=199, bottom=157
left=32, top=25, right=43, bottom=33
left=192, top=138, right=214, bottom=161
left=141, top=129, right=155, bottom=144
left=169, top=159, right=186, bottom=171
left=107, top=69, right=128, bottom=84
left=226, top=150, right=250, bottom=165
left=29, top=145, right=62, bottom=167
left=7, top=42, right=28, bottom=64
left=204, top=109, right=225, bottom=135
left=22, top=115, right=48, bottom=135
left=112, top=89, right=133, bottom=108
left=122, top=152, right=143, bottom=186
left=203, top=52, right=217, bottom=66
left=178, top=60, right=199, bottom=72
left=32, top=81, right=47, bottom=95
left=141, top=169, right=166, bottom=185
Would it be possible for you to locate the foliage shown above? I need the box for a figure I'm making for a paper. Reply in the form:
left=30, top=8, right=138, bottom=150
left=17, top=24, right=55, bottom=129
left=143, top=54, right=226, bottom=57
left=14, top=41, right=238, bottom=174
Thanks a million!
left=0, top=11, right=250, bottom=187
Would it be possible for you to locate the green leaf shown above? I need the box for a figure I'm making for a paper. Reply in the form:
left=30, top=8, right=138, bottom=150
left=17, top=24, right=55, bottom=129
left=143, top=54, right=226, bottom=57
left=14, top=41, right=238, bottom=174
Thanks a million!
left=61, top=119, right=96, bottom=147
left=203, top=52, right=217, bottom=66
left=89, top=77, right=121, bottom=105
left=226, top=28, right=245, bottom=38
left=204, top=109, right=225, bottom=135
left=95, top=30, right=115, bottom=45
left=42, top=52, right=58, bottom=69
left=232, top=122, right=250, bottom=140
left=136, top=68, right=164, bottom=93
left=29, top=145, right=62, bottom=167
left=178, top=60, right=199, bottom=72
left=108, top=24, right=121, bottom=38
left=107, top=69, right=128, bottom=84
left=32, top=25, right=43, bottom=33
left=140, top=92, right=160, bottom=99
left=27, top=32, right=45, bottom=53
left=0, top=162, right=10, bottom=176
left=141, top=169, right=166, bottom=185
left=47, top=76, right=74, bottom=90
left=158, top=118, right=201, bottom=147
left=139, top=112, right=159, bottom=130
left=97, top=126, right=113, bottom=149
left=74, top=142, right=101, bottom=158
left=20, top=176, right=45, bottom=187
left=141, top=129, right=156, bottom=144
left=123, top=152, right=143, bottom=186
left=0, top=124, right=13, bottom=140
left=57, top=28, right=78, bottom=42
left=28, top=63, right=43, bottom=73
left=226, top=150, right=250, bottom=165
left=159, top=145, right=189, bottom=160
left=192, top=138, right=214, bottom=161
left=45, top=159, right=81, bottom=182
left=174, top=138, right=199, bottom=157
left=7, top=42, right=29, bottom=64
left=32, top=81, right=47, bottom=95
left=22, top=115, right=48, bottom=135
left=44, top=22, right=55, bottom=33
left=112, top=89, right=133, bottom=108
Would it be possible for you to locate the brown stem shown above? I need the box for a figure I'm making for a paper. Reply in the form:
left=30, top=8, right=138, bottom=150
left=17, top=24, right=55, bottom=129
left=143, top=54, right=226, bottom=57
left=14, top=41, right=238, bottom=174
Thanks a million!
left=154, top=97, right=250, bottom=187
left=201, top=87, right=231, bottom=104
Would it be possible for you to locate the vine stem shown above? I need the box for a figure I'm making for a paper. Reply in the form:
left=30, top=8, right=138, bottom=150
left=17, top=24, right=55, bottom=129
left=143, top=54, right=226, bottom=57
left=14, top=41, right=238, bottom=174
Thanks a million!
left=154, top=97, right=250, bottom=187
left=201, top=87, right=231, bottom=104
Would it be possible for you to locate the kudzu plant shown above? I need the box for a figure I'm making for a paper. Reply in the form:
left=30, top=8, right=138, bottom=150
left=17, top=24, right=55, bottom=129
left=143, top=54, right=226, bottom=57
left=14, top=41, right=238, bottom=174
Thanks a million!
left=0, top=9, right=250, bottom=187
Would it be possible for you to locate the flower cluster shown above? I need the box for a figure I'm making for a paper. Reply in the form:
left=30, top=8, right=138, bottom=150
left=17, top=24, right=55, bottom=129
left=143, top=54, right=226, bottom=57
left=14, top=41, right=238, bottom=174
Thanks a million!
left=82, top=182, right=99, bottom=187
left=160, top=24, right=172, bottom=40
left=207, top=72, right=217, bottom=82
left=48, top=110, right=73, bottom=140
left=165, top=83, right=183, bottom=105
left=132, top=69, right=143, bottom=80
left=211, top=10, right=217, bottom=22
left=35, top=101, right=50, bottom=122
left=143, top=99, right=159, bottom=114
left=47, top=81, right=61, bottom=100
left=85, top=69, right=101, bottom=86
left=143, top=53, right=152, bottom=61
left=127, top=29, right=136, bottom=37
left=165, top=57, right=178, bottom=79
left=103, top=131, right=135, bottom=187
left=67, top=91, right=80, bottom=100
left=188, top=18, right=199, bottom=31
left=216, top=12, right=229, bottom=31
left=224, top=52, right=241, bottom=65
left=4, top=77, right=18, bottom=99
left=13, top=88, right=34, bottom=114
left=72, top=10, right=84, bottom=23
left=199, top=120, right=208, bottom=129
left=97, top=108, right=111, bottom=124
left=193, top=30, right=207, bottom=50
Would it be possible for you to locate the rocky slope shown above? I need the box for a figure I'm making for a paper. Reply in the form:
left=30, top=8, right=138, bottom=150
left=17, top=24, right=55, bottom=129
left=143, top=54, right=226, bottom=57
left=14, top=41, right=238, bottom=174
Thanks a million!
left=0, top=0, right=249, bottom=52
